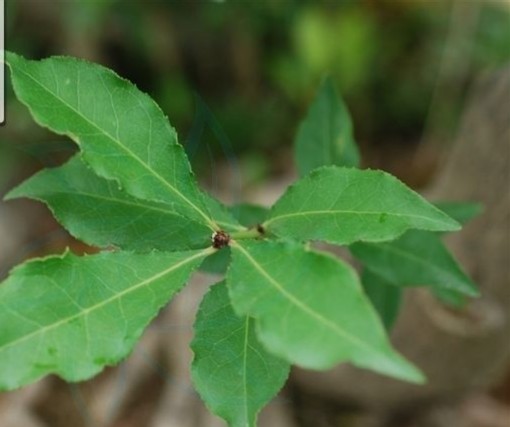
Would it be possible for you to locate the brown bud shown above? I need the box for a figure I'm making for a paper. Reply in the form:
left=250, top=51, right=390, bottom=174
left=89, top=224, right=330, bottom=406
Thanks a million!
left=211, top=230, right=230, bottom=249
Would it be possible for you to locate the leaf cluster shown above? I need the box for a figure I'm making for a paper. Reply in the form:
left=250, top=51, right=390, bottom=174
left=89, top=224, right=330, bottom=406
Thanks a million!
left=0, top=54, right=479, bottom=426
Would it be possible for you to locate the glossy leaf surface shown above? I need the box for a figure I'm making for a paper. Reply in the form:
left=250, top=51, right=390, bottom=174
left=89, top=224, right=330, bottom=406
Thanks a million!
left=264, top=167, right=460, bottom=245
left=227, top=240, right=424, bottom=383
left=191, top=281, right=289, bottom=427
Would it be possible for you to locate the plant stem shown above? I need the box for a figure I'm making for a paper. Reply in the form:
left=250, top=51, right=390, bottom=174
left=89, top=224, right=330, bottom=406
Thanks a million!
left=230, top=228, right=263, bottom=240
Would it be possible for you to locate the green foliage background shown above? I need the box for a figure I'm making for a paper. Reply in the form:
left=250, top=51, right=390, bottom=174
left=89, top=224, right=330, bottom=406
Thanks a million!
left=2, top=1, right=509, bottom=186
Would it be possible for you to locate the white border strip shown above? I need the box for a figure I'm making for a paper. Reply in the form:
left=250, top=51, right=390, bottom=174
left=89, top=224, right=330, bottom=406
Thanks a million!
left=0, top=0, right=4, bottom=124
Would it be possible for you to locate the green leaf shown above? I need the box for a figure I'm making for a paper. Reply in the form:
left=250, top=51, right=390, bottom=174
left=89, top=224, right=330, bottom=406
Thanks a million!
left=227, top=240, right=424, bottom=383
left=0, top=248, right=211, bottom=391
left=361, top=270, right=402, bottom=331
left=430, top=287, right=468, bottom=308
left=5, top=155, right=212, bottom=251
left=350, top=231, right=478, bottom=297
left=295, top=76, right=360, bottom=175
left=202, top=193, right=243, bottom=233
left=191, top=281, right=289, bottom=427
left=6, top=52, right=215, bottom=229
left=199, top=248, right=231, bottom=275
left=264, top=166, right=460, bottom=245
left=434, top=201, right=483, bottom=226
left=230, top=203, right=269, bottom=228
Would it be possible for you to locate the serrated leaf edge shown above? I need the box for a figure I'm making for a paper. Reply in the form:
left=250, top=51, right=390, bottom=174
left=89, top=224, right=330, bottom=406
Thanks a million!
left=264, top=166, right=461, bottom=236
left=0, top=248, right=214, bottom=355
left=6, top=52, right=217, bottom=230
left=229, top=240, right=424, bottom=383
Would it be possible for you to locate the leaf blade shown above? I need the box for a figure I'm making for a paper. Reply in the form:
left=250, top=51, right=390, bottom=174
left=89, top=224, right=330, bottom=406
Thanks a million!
left=6, top=52, right=215, bottom=229
left=0, top=248, right=211, bottom=391
left=230, top=203, right=269, bottom=228
left=227, top=240, right=424, bottom=383
left=350, top=231, right=479, bottom=297
left=433, top=201, right=483, bottom=226
left=6, top=155, right=212, bottom=251
left=361, top=270, right=402, bottom=331
left=264, top=166, right=460, bottom=245
left=201, top=192, right=243, bottom=233
left=191, top=281, right=289, bottom=427
left=295, top=76, right=360, bottom=175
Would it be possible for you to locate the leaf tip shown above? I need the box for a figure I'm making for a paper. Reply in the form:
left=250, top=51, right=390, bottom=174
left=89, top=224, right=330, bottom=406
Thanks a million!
left=4, top=51, right=25, bottom=71
left=386, top=354, right=426, bottom=385
left=431, top=204, right=463, bottom=232
left=444, top=217, right=462, bottom=232
left=464, top=284, right=481, bottom=299
left=3, top=188, right=18, bottom=202
left=3, top=178, right=32, bottom=202
left=404, top=360, right=427, bottom=384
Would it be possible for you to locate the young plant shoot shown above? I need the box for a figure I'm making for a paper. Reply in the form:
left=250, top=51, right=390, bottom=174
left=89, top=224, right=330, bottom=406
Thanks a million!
left=0, top=53, right=479, bottom=427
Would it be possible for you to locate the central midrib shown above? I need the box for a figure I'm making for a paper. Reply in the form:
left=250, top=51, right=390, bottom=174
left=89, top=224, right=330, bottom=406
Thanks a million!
left=264, top=209, right=448, bottom=228
left=233, top=242, right=380, bottom=357
left=31, top=188, right=242, bottom=231
left=14, top=63, right=215, bottom=229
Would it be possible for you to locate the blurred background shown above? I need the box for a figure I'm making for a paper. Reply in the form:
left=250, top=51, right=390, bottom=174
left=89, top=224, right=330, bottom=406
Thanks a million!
left=2, top=0, right=509, bottom=186
left=0, top=1, right=509, bottom=427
